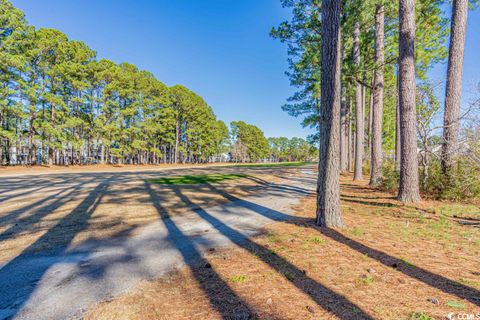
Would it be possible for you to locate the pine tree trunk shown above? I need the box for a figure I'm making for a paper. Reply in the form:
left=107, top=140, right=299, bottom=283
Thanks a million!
left=316, top=0, right=343, bottom=228
left=348, top=96, right=353, bottom=172
left=395, top=69, right=401, bottom=171
left=100, top=143, right=105, bottom=164
left=174, top=116, right=180, bottom=164
left=441, top=0, right=468, bottom=175
left=370, top=4, right=385, bottom=186
left=340, top=84, right=348, bottom=171
left=367, top=84, right=375, bottom=158
left=353, top=21, right=364, bottom=181
left=398, top=0, right=421, bottom=202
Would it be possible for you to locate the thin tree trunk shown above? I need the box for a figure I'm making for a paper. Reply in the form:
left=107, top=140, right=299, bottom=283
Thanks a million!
left=348, top=96, right=353, bottom=172
left=395, top=69, right=401, bottom=171
left=340, top=83, right=348, bottom=171
left=100, top=143, right=105, bottom=164
left=174, top=115, right=180, bottom=164
left=370, top=4, right=385, bottom=186
left=441, top=0, right=468, bottom=175
left=316, top=0, right=343, bottom=228
left=353, top=21, right=364, bottom=181
left=367, top=86, right=373, bottom=156
left=398, top=0, right=421, bottom=202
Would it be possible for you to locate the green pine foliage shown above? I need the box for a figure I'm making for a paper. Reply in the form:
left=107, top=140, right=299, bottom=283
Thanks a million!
left=0, top=1, right=233, bottom=165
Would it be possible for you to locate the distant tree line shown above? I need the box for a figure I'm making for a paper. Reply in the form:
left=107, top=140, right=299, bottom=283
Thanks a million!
left=0, top=1, right=317, bottom=166
left=268, top=136, right=317, bottom=162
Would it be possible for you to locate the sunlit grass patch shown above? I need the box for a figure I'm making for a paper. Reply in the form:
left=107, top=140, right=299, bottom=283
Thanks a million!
left=148, top=173, right=248, bottom=185
left=229, top=275, right=250, bottom=283
left=357, top=274, right=375, bottom=285
left=446, top=300, right=466, bottom=310
left=459, top=277, right=480, bottom=288
left=435, top=204, right=480, bottom=219
left=307, top=236, right=326, bottom=245
left=350, top=226, right=365, bottom=237
left=409, top=312, right=433, bottom=320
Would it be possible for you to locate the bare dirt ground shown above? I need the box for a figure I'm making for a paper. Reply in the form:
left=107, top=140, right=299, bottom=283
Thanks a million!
left=0, top=164, right=314, bottom=320
left=85, top=174, right=480, bottom=320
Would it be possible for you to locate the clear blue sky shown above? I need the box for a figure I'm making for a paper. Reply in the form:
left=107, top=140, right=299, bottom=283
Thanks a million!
left=429, top=7, right=480, bottom=113
left=10, top=1, right=480, bottom=138
left=11, top=0, right=310, bottom=139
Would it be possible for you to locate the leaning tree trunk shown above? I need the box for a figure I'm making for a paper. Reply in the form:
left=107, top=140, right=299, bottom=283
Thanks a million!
left=441, top=0, right=468, bottom=175
left=398, top=0, right=421, bottom=202
left=316, top=0, right=344, bottom=228
left=353, top=21, right=364, bottom=181
left=369, top=4, right=385, bottom=186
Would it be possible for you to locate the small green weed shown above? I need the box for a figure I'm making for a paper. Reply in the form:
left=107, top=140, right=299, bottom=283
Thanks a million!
left=446, top=300, right=465, bottom=309
left=229, top=275, right=250, bottom=283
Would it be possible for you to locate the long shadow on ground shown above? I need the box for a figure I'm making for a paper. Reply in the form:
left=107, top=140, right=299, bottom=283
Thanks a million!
left=171, top=185, right=373, bottom=320
left=206, top=184, right=480, bottom=308
left=144, top=181, right=255, bottom=319
left=0, top=182, right=108, bottom=320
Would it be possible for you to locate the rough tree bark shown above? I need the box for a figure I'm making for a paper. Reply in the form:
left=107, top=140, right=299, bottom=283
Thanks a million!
left=398, top=0, right=421, bottom=202
left=441, top=0, right=468, bottom=175
left=316, top=0, right=344, bottom=228
left=395, top=68, right=401, bottom=171
left=340, top=84, right=348, bottom=171
left=369, top=4, right=385, bottom=185
left=367, top=83, right=373, bottom=156
left=353, top=21, right=364, bottom=181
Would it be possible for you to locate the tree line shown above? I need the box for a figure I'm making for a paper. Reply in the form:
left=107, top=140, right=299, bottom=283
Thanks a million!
left=274, top=0, right=478, bottom=226
left=0, top=1, right=316, bottom=165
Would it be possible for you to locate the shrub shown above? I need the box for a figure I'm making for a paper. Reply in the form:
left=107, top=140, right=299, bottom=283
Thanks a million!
left=380, top=159, right=400, bottom=192
left=380, top=157, right=480, bottom=201
left=423, top=157, right=480, bottom=201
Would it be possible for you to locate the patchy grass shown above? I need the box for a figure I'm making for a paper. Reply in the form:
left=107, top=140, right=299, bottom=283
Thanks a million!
left=308, top=236, right=326, bottom=245
left=409, top=312, right=434, bottom=320
left=446, top=300, right=466, bottom=310
left=459, top=278, right=480, bottom=289
left=350, top=226, right=365, bottom=237
left=85, top=174, right=480, bottom=320
left=229, top=275, right=250, bottom=283
left=358, top=274, right=375, bottom=285
left=147, top=173, right=248, bottom=185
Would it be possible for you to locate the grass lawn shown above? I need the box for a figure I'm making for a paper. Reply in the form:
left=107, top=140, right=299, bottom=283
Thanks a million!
left=227, top=161, right=315, bottom=168
left=147, top=173, right=248, bottom=185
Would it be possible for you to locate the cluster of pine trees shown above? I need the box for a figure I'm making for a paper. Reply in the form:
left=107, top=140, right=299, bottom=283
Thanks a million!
left=0, top=1, right=232, bottom=165
left=268, top=136, right=317, bottom=162
left=1, top=0, right=319, bottom=166
left=274, top=0, right=476, bottom=226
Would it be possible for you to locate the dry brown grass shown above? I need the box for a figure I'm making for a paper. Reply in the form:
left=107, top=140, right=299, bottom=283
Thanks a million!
left=85, top=174, right=480, bottom=320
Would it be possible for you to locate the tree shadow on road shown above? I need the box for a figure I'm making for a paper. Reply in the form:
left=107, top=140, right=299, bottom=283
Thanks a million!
left=144, top=181, right=256, bottom=320
left=0, top=181, right=108, bottom=319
